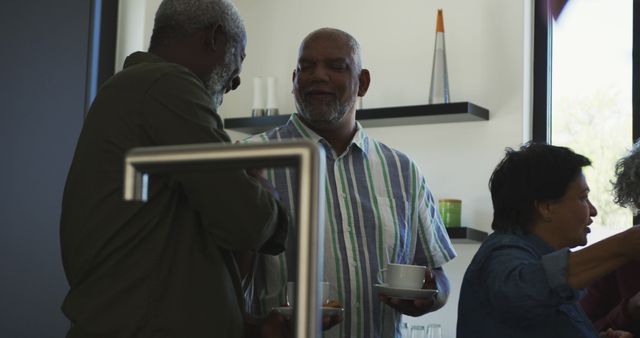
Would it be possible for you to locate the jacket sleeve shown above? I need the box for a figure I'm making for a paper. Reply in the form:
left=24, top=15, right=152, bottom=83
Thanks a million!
left=481, top=245, right=578, bottom=323
left=138, top=66, right=288, bottom=252
left=580, top=272, right=638, bottom=333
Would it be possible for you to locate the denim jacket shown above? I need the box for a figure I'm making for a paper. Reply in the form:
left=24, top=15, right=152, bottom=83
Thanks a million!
left=456, top=232, right=598, bottom=338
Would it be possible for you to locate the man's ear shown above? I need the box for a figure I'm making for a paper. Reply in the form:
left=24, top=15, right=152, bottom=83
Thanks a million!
left=204, top=24, right=225, bottom=51
left=291, top=69, right=297, bottom=93
left=357, top=69, right=370, bottom=97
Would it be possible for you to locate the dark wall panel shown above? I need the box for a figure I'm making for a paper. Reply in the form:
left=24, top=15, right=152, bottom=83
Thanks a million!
left=0, top=0, right=90, bottom=336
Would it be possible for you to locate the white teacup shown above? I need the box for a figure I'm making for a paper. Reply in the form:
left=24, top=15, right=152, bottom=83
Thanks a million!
left=379, top=263, right=426, bottom=289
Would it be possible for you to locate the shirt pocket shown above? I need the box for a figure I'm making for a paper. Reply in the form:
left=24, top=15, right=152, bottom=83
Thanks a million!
left=374, top=196, right=412, bottom=264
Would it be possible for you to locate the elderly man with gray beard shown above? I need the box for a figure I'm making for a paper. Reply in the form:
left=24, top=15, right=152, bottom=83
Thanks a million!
left=60, top=1, right=289, bottom=337
left=244, top=28, right=456, bottom=338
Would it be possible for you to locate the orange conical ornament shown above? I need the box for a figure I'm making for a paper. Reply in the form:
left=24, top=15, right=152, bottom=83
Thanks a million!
left=429, top=9, right=450, bottom=104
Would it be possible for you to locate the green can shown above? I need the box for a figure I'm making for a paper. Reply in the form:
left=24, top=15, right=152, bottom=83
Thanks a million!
left=438, top=199, right=461, bottom=227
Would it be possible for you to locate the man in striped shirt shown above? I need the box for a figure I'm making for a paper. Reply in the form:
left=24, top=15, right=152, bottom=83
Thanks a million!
left=245, top=28, right=456, bottom=338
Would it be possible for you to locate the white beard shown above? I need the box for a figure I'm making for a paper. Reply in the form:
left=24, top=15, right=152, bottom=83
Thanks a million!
left=205, top=48, right=235, bottom=110
left=206, top=66, right=228, bottom=110
left=296, top=95, right=357, bottom=127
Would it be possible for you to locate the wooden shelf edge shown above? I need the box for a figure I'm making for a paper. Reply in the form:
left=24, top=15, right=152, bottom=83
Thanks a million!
left=447, top=226, right=488, bottom=243
left=224, top=114, right=291, bottom=134
left=224, top=101, right=489, bottom=134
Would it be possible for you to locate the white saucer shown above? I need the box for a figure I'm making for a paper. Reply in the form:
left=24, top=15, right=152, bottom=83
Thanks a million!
left=374, top=284, right=438, bottom=299
left=272, top=306, right=344, bottom=319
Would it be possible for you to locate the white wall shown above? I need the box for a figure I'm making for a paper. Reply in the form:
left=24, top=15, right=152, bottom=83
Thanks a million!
left=115, top=0, right=148, bottom=71
left=115, top=0, right=162, bottom=71
left=226, top=0, right=532, bottom=234
left=116, top=1, right=534, bottom=336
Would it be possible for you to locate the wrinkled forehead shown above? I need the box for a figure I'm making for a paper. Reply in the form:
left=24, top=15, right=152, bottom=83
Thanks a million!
left=297, top=32, right=355, bottom=62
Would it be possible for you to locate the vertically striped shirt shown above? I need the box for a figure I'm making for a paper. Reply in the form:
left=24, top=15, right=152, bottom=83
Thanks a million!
left=244, top=114, right=456, bottom=338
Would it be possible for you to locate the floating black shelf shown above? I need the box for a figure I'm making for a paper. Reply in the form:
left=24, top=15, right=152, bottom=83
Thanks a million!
left=224, top=101, right=489, bottom=134
left=447, top=227, right=488, bottom=243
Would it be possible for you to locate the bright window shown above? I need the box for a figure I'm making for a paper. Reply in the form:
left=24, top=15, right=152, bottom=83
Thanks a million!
left=539, top=0, right=635, bottom=244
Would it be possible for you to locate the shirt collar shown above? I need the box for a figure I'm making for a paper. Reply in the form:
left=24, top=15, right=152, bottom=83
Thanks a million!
left=123, top=51, right=166, bottom=69
left=523, top=233, right=557, bottom=255
left=287, top=113, right=370, bottom=155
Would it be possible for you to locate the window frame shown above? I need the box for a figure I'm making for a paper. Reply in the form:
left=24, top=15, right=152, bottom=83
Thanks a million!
left=84, top=0, right=118, bottom=115
left=532, top=0, right=640, bottom=143
left=532, top=0, right=640, bottom=223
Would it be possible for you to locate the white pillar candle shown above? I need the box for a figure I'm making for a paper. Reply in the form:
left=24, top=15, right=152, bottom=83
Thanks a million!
left=266, top=76, right=278, bottom=109
left=252, top=77, right=265, bottom=109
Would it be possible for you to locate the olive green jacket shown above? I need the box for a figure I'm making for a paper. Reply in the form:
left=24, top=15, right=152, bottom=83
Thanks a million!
left=61, top=52, right=287, bottom=338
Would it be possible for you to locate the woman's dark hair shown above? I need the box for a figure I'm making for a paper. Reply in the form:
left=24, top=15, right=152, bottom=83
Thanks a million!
left=489, top=142, right=591, bottom=233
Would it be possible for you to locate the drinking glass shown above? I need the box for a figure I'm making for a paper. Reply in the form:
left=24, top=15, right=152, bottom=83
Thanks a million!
left=410, top=325, right=425, bottom=338
left=426, top=324, right=442, bottom=338
left=320, top=281, right=331, bottom=305
left=286, top=281, right=295, bottom=307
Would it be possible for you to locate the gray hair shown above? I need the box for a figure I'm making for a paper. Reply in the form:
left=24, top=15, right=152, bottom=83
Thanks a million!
left=150, top=0, right=245, bottom=49
left=301, top=28, right=363, bottom=73
left=613, top=141, right=640, bottom=214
